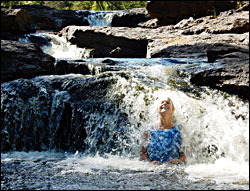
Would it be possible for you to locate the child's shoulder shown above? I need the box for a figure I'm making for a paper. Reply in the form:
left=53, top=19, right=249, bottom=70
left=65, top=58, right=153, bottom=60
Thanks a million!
left=174, top=124, right=183, bottom=131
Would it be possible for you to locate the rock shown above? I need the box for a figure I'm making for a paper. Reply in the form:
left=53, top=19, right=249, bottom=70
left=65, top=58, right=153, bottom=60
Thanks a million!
left=1, top=5, right=89, bottom=35
left=206, top=43, right=249, bottom=62
left=190, top=43, right=249, bottom=100
left=59, top=26, right=148, bottom=58
left=1, top=4, right=249, bottom=100
left=1, top=40, right=55, bottom=82
left=146, top=1, right=236, bottom=26
left=111, top=8, right=150, bottom=27
left=150, top=43, right=209, bottom=58
left=55, top=60, right=90, bottom=75
left=138, top=18, right=158, bottom=28
left=179, top=9, right=249, bottom=35
left=1, top=73, right=130, bottom=152
left=1, top=8, right=31, bottom=33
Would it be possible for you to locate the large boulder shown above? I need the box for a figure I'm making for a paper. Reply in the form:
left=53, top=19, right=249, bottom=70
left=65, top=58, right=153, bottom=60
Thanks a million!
left=1, top=40, right=55, bottom=82
left=111, top=8, right=150, bottom=27
left=190, top=43, right=249, bottom=100
left=59, top=26, right=148, bottom=58
left=179, top=7, right=249, bottom=35
left=1, top=73, right=130, bottom=153
left=1, top=5, right=89, bottom=36
left=146, top=1, right=236, bottom=26
left=1, top=8, right=31, bottom=34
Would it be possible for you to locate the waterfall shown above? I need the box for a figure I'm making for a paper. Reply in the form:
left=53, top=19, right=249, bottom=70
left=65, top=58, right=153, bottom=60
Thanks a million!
left=76, top=10, right=124, bottom=27
left=2, top=17, right=249, bottom=189
left=1, top=57, right=248, bottom=178
left=18, top=33, right=92, bottom=59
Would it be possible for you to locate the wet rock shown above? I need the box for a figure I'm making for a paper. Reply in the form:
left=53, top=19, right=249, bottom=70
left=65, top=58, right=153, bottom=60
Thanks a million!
left=59, top=26, right=148, bottom=58
left=1, top=73, right=130, bottom=152
left=55, top=60, right=90, bottom=75
left=1, top=4, right=249, bottom=102
left=190, top=43, right=249, bottom=100
left=1, top=40, right=55, bottom=82
left=21, top=33, right=52, bottom=47
left=206, top=43, right=249, bottom=63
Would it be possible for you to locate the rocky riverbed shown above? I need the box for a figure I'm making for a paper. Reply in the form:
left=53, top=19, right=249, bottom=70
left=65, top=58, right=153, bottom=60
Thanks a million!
left=1, top=2, right=249, bottom=100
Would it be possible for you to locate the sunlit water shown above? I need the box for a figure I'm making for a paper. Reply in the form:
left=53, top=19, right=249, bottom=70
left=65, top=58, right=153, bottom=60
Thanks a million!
left=4, top=30, right=249, bottom=190
left=76, top=10, right=122, bottom=27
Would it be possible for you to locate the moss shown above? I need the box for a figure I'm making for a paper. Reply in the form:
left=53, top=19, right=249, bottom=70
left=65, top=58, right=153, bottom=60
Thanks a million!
left=223, top=93, right=230, bottom=99
left=135, top=85, right=145, bottom=91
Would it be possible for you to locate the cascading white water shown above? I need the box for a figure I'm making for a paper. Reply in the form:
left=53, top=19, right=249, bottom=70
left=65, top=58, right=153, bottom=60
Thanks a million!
left=86, top=11, right=116, bottom=26
left=18, top=33, right=91, bottom=59
left=53, top=60, right=248, bottom=185
left=5, top=30, right=249, bottom=189
left=76, top=10, right=123, bottom=27
left=103, top=63, right=249, bottom=185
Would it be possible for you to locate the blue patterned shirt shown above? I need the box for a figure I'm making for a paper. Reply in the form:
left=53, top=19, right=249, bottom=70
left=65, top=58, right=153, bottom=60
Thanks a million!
left=147, top=124, right=182, bottom=163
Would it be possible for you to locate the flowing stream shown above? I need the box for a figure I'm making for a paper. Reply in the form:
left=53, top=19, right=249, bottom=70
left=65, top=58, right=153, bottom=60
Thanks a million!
left=1, top=11, right=249, bottom=190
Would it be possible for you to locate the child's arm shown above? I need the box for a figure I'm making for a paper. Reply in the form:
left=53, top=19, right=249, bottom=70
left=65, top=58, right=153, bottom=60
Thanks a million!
left=140, top=131, right=150, bottom=161
left=140, top=146, right=161, bottom=164
left=168, top=152, right=186, bottom=164
left=140, top=145, right=150, bottom=161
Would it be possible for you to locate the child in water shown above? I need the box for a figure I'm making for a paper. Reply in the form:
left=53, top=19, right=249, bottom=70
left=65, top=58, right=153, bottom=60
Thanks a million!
left=140, top=98, right=186, bottom=164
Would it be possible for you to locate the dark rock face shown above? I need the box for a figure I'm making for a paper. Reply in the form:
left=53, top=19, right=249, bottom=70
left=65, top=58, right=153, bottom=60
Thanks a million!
left=55, top=60, right=90, bottom=75
left=1, top=5, right=89, bottom=35
left=150, top=43, right=209, bottom=58
left=206, top=43, right=249, bottom=63
left=190, top=43, right=249, bottom=100
left=1, top=74, right=130, bottom=153
left=146, top=1, right=236, bottom=26
left=1, top=40, right=55, bottom=82
left=60, top=26, right=148, bottom=58
left=1, top=8, right=31, bottom=34
left=111, top=8, right=150, bottom=27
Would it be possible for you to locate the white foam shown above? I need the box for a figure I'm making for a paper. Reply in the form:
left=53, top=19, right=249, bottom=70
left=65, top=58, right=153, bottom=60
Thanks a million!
left=40, top=33, right=89, bottom=59
left=55, top=153, right=159, bottom=174
left=185, top=157, right=249, bottom=184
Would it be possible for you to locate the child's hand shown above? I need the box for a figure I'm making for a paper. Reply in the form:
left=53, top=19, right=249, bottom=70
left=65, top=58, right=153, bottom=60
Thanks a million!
left=168, top=159, right=182, bottom=164
left=152, top=160, right=161, bottom=165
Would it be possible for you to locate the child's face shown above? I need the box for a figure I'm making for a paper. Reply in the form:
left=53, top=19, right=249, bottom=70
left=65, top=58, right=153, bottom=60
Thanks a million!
left=158, top=98, right=174, bottom=116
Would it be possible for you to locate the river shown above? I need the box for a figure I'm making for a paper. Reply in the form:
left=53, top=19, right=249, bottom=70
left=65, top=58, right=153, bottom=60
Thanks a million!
left=1, top=10, right=249, bottom=190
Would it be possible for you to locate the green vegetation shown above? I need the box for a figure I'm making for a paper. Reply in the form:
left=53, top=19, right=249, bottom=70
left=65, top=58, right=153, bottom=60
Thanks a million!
left=236, top=1, right=249, bottom=8
left=1, top=1, right=147, bottom=10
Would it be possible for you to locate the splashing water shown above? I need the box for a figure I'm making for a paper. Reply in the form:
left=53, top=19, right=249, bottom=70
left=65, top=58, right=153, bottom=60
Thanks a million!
left=76, top=10, right=127, bottom=27
left=103, top=62, right=249, bottom=184
left=18, top=33, right=91, bottom=59
left=86, top=11, right=117, bottom=26
left=4, top=31, right=249, bottom=189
